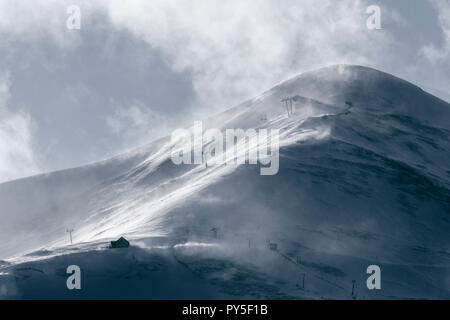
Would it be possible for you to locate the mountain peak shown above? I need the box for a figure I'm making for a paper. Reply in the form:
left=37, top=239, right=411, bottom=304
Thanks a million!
left=277, top=64, right=419, bottom=97
left=270, top=64, right=450, bottom=129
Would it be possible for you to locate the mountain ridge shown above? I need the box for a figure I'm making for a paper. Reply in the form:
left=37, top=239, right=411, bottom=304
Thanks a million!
left=1, top=65, right=449, bottom=299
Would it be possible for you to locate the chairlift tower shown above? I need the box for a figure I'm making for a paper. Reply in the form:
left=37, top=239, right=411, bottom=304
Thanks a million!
left=351, top=280, right=357, bottom=299
left=281, top=97, right=294, bottom=117
left=210, top=227, right=219, bottom=239
left=66, top=228, right=74, bottom=245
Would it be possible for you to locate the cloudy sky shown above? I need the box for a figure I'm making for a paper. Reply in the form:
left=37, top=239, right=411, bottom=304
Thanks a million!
left=0, top=0, right=449, bottom=183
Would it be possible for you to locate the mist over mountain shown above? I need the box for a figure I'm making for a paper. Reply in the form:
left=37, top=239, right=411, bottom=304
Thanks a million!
left=1, top=65, right=449, bottom=299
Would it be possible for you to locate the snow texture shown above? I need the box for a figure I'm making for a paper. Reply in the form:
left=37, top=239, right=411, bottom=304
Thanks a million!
left=1, top=65, right=449, bottom=299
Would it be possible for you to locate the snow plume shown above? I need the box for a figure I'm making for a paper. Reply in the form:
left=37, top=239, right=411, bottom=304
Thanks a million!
left=170, top=121, right=280, bottom=175
left=106, top=101, right=173, bottom=150
left=0, top=72, right=39, bottom=183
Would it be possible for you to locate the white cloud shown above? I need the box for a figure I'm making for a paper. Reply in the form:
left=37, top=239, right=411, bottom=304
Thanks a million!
left=0, top=0, right=396, bottom=110
left=103, top=0, right=395, bottom=110
left=106, top=102, right=171, bottom=147
left=0, top=72, right=39, bottom=183
left=422, top=0, right=450, bottom=64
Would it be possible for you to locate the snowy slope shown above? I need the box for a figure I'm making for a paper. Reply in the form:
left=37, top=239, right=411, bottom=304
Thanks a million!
left=1, top=65, right=449, bottom=299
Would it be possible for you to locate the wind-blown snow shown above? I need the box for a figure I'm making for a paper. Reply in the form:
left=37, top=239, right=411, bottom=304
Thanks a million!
left=1, top=65, right=449, bottom=299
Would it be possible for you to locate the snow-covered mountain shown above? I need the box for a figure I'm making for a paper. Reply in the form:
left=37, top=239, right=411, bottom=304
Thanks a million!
left=1, top=65, right=449, bottom=299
